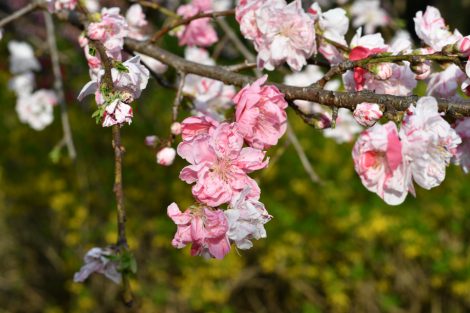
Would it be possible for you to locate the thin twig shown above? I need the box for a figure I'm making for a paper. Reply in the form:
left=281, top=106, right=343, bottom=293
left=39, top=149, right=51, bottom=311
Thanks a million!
left=150, top=9, right=235, bottom=42
left=173, top=72, right=186, bottom=122
left=286, top=125, right=322, bottom=185
left=224, top=61, right=257, bottom=72
left=44, top=12, right=77, bottom=161
left=216, top=17, right=256, bottom=62
left=0, top=0, right=43, bottom=28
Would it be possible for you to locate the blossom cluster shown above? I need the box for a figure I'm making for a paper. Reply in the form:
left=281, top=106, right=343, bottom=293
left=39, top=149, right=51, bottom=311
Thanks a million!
left=8, top=41, right=57, bottom=131
left=77, top=5, right=151, bottom=127
left=353, top=97, right=461, bottom=205
left=168, top=75, right=289, bottom=258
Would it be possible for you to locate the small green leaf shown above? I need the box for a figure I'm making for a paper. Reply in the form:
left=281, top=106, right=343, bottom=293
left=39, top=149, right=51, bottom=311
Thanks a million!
left=49, top=146, right=62, bottom=164
left=88, top=47, right=96, bottom=57
left=114, top=61, right=129, bottom=73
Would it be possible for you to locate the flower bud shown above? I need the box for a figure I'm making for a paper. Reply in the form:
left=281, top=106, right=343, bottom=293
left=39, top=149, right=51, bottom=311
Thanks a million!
left=456, top=36, right=470, bottom=56
left=156, top=147, right=176, bottom=166
left=353, top=103, right=383, bottom=127
left=411, top=62, right=431, bottom=80
left=171, top=122, right=182, bottom=136
left=145, top=135, right=158, bottom=147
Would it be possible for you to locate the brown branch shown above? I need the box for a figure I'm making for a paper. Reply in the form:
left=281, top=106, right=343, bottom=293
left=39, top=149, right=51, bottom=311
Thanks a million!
left=124, top=38, right=470, bottom=118
left=150, top=9, right=235, bottom=42
left=0, top=0, right=43, bottom=28
left=173, top=72, right=186, bottom=122
left=44, top=12, right=77, bottom=161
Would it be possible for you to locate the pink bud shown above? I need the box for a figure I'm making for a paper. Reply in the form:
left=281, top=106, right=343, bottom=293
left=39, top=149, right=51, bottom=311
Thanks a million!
left=353, top=103, right=383, bottom=127
left=457, top=36, right=470, bottom=56
left=156, top=147, right=176, bottom=166
left=171, top=122, right=182, bottom=136
left=145, top=135, right=157, bottom=147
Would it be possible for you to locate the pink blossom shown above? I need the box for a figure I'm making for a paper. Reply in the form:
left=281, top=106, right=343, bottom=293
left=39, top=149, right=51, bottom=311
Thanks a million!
left=233, top=75, right=288, bottom=149
left=414, top=6, right=461, bottom=52
left=453, top=118, right=470, bottom=173
left=456, top=36, right=470, bottom=56
left=427, top=64, right=466, bottom=98
left=353, top=103, right=383, bottom=127
left=178, top=122, right=268, bottom=207
left=145, top=135, right=157, bottom=147
left=462, top=60, right=470, bottom=96
left=353, top=121, right=413, bottom=205
left=180, top=115, right=218, bottom=141
left=167, top=203, right=231, bottom=259
left=73, top=247, right=121, bottom=284
left=175, top=1, right=217, bottom=47
left=87, top=8, right=128, bottom=59
left=225, top=187, right=272, bottom=250
left=102, top=99, right=133, bottom=127
left=157, top=147, right=176, bottom=166
left=126, top=4, right=148, bottom=41
left=236, top=0, right=280, bottom=44
left=401, top=97, right=462, bottom=189
left=255, top=0, right=316, bottom=71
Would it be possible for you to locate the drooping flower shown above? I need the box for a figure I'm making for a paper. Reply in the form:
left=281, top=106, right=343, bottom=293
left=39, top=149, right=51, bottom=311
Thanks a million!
left=255, top=0, right=316, bottom=71
left=101, top=99, right=133, bottom=127
left=87, top=7, right=128, bottom=59
left=353, top=121, right=413, bottom=205
left=73, top=247, right=121, bottom=284
left=233, top=75, right=288, bottom=149
left=427, top=64, right=466, bottom=99
left=178, top=122, right=268, bottom=207
left=224, top=187, right=272, bottom=250
left=353, top=103, right=383, bottom=127
left=156, top=147, right=176, bottom=166
left=453, top=118, right=470, bottom=173
left=167, top=203, right=231, bottom=259
left=175, top=0, right=218, bottom=47
left=9, top=72, right=35, bottom=97
left=16, top=89, right=57, bottom=131
left=8, top=41, right=40, bottom=74
left=400, top=97, right=462, bottom=189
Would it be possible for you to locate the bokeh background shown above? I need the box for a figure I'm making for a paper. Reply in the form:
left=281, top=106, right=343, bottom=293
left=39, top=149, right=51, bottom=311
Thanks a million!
left=1, top=0, right=470, bottom=312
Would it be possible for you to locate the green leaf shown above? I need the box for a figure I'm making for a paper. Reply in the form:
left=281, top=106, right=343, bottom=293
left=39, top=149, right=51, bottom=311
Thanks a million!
left=49, top=146, right=62, bottom=164
left=113, top=61, right=129, bottom=73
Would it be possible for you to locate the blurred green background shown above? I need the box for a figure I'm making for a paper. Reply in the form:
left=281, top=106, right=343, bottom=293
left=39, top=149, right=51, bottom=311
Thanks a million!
left=2, top=0, right=470, bottom=312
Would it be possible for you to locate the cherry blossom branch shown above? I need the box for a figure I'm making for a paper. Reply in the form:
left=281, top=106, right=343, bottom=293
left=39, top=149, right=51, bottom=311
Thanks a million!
left=317, top=52, right=465, bottom=87
left=224, top=61, right=257, bottom=72
left=150, top=9, right=235, bottom=42
left=44, top=11, right=77, bottom=161
left=0, top=0, right=43, bottom=28
left=124, top=38, right=470, bottom=118
left=173, top=72, right=186, bottom=123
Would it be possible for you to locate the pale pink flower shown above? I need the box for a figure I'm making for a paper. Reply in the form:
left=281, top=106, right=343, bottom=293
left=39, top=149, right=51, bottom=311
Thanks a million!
left=16, top=89, right=57, bottom=131
left=176, top=1, right=218, bottom=47
left=255, top=0, right=316, bottom=71
left=462, top=59, right=470, bottom=96
left=225, top=187, right=272, bottom=250
left=323, top=108, right=363, bottom=143
left=102, top=99, right=133, bottom=127
left=79, top=35, right=102, bottom=71
left=156, top=147, right=176, bottom=166
left=353, top=121, right=413, bottom=205
left=414, top=6, right=461, bottom=52
left=456, top=36, right=470, bottom=56
left=171, top=122, right=182, bottom=136
left=453, top=118, right=470, bottom=173
left=9, top=72, right=35, bottom=97
left=167, top=203, right=231, bottom=259
left=350, top=0, right=390, bottom=34
left=353, top=103, right=383, bottom=127
left=126, top=4, right=148, bottom=41
left=178, top=122, right=268, bottom=207
left=233, top=75, right=288, bottom=149
left=73, top=247, right=121, bottom=284
left=427, top=64, right=466, bottom=98
left=145, top=135, right=158, bottom=147
left=88, top=7, right=128, bottom=59
left=236, top=0, right=282, bottom=44
left=46, top=0, right=77, bottom=12
left=401, top=97, right=462, bottom=189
